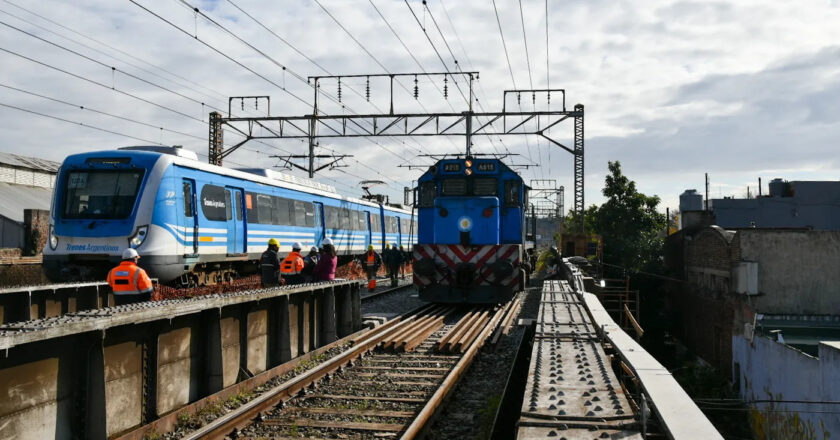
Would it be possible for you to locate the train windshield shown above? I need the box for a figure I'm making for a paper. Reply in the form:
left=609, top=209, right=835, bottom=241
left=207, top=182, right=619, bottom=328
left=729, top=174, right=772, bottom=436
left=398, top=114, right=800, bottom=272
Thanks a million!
left=62, top=170, right=145, bottom=219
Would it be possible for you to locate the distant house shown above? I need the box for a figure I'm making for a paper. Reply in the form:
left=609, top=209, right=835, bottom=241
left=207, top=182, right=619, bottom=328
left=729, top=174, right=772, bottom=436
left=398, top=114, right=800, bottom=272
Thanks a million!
left=0, top=152, right=60, bottom=250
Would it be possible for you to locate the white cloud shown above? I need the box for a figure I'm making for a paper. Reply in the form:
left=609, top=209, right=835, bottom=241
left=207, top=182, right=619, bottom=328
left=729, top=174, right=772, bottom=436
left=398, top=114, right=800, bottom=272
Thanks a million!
left=0, top=0, right=839, bottom=207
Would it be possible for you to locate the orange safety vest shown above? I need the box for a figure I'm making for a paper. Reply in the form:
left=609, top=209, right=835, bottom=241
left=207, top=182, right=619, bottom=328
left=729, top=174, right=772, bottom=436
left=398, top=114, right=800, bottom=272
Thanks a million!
left=107, top=261, right=154, bottom=295
left=367, top=252, right=375, bottom=265
left=280, top=251, right=305, bottom=274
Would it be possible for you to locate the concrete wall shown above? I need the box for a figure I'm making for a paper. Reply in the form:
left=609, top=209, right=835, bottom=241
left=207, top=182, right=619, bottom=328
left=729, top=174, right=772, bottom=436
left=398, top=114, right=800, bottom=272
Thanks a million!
left=0, top=281, right=361, bottom=439
left=737, top=230, right=840, bottom=314
left=733, top=335, right=840, bottom=437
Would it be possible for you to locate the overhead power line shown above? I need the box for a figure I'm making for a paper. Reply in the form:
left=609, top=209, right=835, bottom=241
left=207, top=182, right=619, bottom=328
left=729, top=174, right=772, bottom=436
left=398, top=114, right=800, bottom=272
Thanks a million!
left=0, top=101, right=162, bottom=145
left=1, top=0, right=227, bottom=103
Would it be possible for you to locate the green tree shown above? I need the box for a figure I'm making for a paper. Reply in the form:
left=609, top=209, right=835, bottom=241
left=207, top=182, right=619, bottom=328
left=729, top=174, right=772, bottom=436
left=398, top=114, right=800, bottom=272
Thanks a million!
left=593, top=161, right=666, bottom=272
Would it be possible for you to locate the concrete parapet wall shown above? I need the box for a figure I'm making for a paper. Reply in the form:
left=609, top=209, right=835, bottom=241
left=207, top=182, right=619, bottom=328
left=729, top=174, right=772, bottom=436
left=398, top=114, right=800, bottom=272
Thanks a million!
left=733, top=335, right=840, bottom=437
left=0, top=281, right=361, bottom=439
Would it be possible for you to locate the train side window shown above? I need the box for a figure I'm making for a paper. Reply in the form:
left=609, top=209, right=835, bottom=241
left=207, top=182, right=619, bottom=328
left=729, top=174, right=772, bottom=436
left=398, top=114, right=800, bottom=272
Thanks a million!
left=419, top=181, right=436, bottom=207
left=326, top=206, right=339, bottom=229
left=200, top=184, right=227, bottom=221
left=371, top=213, right=381, bottom=232
left=350, top=211, right=359, bottom=230
left=358, top=210, right=367, bottom=230
left=504, top=180, right=521, bottom=206
left=303, top=201, right=315, bottom=227
left=255, top=194, right=273, bottom=224
left=441, top=178, right=467, bottom=196
left=293, top=200, right=307, bottom=226
left=275, top=197, right=291, bottom=225
left=182, top=180, right=194, bottom=217
left=224, top=190, right=232, bottom=220
left=338, top=208, right=350, bottom=229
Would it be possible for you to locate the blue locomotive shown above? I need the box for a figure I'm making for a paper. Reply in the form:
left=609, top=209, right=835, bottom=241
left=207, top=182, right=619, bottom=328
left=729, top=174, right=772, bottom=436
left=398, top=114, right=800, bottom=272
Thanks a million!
left=412, top=157, right=529, bottom=303
left=43, top=146, right=416, bottom=285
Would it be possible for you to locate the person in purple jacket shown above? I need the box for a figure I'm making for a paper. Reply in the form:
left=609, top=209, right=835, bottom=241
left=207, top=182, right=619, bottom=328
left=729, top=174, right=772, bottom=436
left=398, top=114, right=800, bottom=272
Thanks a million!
left=313, top=238, right=337, bottom=281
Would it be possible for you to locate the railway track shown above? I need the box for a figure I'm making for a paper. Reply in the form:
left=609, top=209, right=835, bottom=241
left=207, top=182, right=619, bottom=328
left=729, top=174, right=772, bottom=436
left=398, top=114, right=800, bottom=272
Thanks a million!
left=180, top=300, right=518, bottom=440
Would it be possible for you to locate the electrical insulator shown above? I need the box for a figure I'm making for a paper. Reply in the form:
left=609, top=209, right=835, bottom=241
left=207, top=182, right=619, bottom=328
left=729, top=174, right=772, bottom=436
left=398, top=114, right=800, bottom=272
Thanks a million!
left=241, top=99, right=244, bottom=111
left=365, top=76, right=370, bottom=101
left=414, top=75, right=419, bottom=99
left=547, top=91, right=551, bottom=104
left=532, top=92, right=536, bottom=104
left=338, top=79, right=342, bottom=102
left=517, top=92, right=521, bottom=105
left=443, top=75, right=448, bottom=99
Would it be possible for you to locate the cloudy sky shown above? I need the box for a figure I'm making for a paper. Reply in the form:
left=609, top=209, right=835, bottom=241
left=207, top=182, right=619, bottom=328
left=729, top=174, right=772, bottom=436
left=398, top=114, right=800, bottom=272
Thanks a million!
left=1, top=0, right=839, bottom=211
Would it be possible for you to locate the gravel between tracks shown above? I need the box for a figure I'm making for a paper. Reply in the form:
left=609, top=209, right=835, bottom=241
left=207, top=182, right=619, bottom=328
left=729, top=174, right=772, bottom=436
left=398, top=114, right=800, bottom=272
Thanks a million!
left=361, top=284, right=427, bottom=316
left=159, top=342, right=352, bottom=440
left=428, top=281, right=543, bottom=439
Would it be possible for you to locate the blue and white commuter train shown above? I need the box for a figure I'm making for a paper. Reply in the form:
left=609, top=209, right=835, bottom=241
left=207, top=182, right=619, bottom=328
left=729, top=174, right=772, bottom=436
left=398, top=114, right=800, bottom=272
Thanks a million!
left=43, top=146, right=416, bottom=285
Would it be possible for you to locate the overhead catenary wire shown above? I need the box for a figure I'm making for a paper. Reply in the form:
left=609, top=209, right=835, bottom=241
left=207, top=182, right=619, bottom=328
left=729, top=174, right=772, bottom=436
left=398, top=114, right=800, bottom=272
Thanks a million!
left=516, top=0, right=544, bottom=179
left=490, top=0, right=538, bottom=179
left=0, top=101, right=162, bottom=145
left=220, top=0, right=433, bottom=160
left=416, top=0, right=510, bottom=156
left=437, top=0, right=519, bottom=157
left=0, top=0, right=227, bottom=103
left=133, top=0, right=415, bottom=191
left=403, top=0, right=507, bottom=156
left=169, top=0, right=426, bottom=169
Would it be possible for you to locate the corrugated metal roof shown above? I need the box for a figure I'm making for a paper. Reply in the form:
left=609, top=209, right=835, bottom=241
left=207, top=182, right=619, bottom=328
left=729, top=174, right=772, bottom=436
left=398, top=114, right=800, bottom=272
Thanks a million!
left=0, top=152, right=60, bottom=173
left=0, top=182, right=52, bottom=223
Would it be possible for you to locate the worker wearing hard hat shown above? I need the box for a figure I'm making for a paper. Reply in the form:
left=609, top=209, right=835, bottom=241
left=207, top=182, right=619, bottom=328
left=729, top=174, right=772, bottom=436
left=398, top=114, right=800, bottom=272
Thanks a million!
left=107, top=248, right=154, bottom=305
left=260, top=238, right=283, bottom=288
left=281, top=242, right=306, bottom=285
left=363, top=244, right=382, bottom=291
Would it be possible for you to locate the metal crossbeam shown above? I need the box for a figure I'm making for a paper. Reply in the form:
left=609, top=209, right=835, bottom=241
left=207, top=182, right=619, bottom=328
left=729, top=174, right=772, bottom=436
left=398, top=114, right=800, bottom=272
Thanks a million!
left=206, top=74, right=585, bottom=233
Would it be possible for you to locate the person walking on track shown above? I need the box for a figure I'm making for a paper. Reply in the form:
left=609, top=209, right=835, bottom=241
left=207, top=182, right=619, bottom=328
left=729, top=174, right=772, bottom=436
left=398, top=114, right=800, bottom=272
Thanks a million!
left=260, top=238, right=283, bottom=288
left=363, top=244, right=382, bottom=292
left=107, top=248, right=154, bottom=305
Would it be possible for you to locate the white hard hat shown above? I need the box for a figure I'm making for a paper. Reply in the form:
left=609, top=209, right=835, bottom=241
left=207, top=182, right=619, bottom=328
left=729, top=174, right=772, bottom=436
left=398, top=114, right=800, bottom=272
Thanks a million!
left=122, top=248, right=139, bottom=259
left=322, top=238, right=334, bottom=246
left=292, top=241, right=303, bottom=250
left=310, top=246, right=318, bottom=253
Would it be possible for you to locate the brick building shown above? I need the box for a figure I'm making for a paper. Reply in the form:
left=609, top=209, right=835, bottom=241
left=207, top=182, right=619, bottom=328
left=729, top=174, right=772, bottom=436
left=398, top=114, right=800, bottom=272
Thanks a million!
left=666, top=226, right=840, bottom=435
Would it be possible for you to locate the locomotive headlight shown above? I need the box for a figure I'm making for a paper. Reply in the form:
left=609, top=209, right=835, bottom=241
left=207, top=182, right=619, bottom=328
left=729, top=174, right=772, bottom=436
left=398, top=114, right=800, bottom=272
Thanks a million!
left=129, top=225, right=148, bottom=249
left=48, top=225, right=58, bottom=250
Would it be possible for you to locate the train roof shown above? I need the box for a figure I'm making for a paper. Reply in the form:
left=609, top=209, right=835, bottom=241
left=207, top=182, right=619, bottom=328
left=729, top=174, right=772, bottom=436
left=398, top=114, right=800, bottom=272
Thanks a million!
left=61, top=147, right=413, bottom=215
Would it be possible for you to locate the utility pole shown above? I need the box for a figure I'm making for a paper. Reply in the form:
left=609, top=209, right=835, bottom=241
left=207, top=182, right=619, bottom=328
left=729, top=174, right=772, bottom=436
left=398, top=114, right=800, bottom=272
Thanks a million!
left=705, top=173, right=710, bottom=211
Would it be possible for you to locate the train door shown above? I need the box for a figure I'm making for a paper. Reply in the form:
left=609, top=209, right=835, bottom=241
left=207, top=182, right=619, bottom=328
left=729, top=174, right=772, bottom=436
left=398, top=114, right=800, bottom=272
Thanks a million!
left=225, top=187, right=245, bottom=254
left=181, top=179, right=198, bottom=255
left=313, top=202, right=325, bottom=246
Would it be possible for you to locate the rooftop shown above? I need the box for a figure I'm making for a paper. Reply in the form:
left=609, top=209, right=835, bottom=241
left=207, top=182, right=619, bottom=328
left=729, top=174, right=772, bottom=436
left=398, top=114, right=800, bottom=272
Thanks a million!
left=0, top=152, right=60, bottom=173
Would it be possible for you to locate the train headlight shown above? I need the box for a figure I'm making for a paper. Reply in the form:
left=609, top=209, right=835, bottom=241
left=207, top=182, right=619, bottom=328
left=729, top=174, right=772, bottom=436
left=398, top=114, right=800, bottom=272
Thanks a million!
left=129, top=225, right=148, bottom=249
left=48, top=225, right=58, bottom=250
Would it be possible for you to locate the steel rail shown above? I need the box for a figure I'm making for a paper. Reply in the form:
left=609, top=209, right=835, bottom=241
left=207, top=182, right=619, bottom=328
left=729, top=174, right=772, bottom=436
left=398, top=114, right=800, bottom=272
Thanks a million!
left=181, top=303, right=435, bottom=440
left=401, top=300, right=514, bottom=439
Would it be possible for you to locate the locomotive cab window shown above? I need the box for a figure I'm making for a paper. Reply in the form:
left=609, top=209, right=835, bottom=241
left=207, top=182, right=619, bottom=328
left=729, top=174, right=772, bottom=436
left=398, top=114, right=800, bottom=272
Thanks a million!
left=504, top=181, right=521, bottom=206
left=473, top=178, right=497, bottom=196
left=419, top=181, right=436, bottom=207
left=441, top=178, right=467, bottom=196
left=63, top=170, right=145, bottom=220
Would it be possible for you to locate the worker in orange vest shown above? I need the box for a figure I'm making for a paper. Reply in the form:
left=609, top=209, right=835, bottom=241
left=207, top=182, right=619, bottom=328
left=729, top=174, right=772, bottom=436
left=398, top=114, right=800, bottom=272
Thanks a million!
left=281, top=242, right=306, bottom=285
left=107, top=248, right=154, bottom=305
left=363, top=244, right=382, bottom=292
